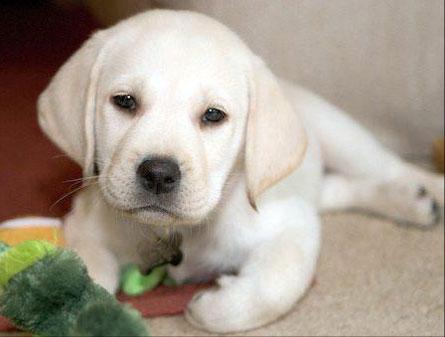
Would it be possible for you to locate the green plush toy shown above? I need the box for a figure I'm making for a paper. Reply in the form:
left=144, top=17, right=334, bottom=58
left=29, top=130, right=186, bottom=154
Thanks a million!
left=0, top=240, right=149, bottom=336
left=120, top=264, right=176, bottom=296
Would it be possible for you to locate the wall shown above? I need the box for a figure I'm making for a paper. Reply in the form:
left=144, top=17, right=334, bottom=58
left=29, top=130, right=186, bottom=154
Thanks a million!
left=85, top=0, right=444, bottom=157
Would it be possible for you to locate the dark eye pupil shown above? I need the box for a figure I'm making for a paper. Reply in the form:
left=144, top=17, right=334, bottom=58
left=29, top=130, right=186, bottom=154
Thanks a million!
left=203, top=108, right=225, bottom=123
left=113, top=95, right=136, bottom=110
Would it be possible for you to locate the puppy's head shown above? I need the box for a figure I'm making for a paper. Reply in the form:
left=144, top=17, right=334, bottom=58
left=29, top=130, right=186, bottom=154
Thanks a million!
left=38, top=10, right=307, bottom=226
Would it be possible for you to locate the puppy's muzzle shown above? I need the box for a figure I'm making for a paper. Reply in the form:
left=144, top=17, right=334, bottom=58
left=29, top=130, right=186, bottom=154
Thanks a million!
left=137, top=157, right=181, bottom=194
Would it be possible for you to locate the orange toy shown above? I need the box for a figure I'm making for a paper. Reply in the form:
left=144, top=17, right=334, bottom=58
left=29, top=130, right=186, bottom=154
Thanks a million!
left=0, top=217, right=64, bottom=246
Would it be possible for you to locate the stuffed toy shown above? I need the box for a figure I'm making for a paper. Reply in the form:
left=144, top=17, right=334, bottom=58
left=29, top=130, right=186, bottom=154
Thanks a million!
left=0, top=217, right=64, bottom=246
left=121, top=264, right=177, bottom=296
left=0, top=240, right=149, bottom=336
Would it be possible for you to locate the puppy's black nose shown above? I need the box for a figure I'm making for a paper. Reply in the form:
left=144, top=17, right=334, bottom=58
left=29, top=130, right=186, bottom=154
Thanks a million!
left=137, top=157, right=181, bottom=194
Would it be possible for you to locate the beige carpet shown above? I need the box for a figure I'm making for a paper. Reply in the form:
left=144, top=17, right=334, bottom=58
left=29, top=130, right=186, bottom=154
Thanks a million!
left=147, top=213, right=444, bottom=336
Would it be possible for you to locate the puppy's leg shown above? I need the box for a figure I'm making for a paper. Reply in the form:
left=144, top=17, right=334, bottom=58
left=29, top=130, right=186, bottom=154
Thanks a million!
left=184, top=208, right=320, bottom=333
left=300, top=91, right=443, bottom=220
left=65, top=236, right=120, bottom=293
left=64, top=192, right=120, bottom=294
left=321, top=174, right=441, bottom=227
left=286, top=84, right=402, bottom=180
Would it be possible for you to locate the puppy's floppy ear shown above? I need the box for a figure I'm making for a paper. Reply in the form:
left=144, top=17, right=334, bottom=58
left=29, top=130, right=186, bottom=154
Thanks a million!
left=245, top=57, right=308, bottom=209
left=37, top=31, right=108, bottom=176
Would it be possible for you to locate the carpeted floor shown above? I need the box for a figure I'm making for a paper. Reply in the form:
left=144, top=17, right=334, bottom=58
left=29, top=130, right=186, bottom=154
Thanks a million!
left=147, top=213, right=444, bottom=336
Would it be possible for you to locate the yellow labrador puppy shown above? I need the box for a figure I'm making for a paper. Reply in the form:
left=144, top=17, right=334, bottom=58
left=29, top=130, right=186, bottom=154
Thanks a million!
left=37, top=10, right=443, bottom=333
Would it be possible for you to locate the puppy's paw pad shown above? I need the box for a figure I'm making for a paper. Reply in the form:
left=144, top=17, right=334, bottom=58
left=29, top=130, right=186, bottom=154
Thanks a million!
left=381, top=181, right=442, bottom=228
left=416, top=185, right=428, bottom=198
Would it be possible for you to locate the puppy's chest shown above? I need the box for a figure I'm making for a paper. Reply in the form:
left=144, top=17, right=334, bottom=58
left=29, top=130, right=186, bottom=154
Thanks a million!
left=107, top=214, right=251, bottom=275
left=179, top=224, right=251, bottom=272
left=105, top=222, right=181, bottom=271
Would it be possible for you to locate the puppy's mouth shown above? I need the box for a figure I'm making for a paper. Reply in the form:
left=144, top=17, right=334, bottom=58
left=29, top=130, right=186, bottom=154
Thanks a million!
left=127, top=204, right=178, bottom=217
left=100, top=182, right=180, bottom=218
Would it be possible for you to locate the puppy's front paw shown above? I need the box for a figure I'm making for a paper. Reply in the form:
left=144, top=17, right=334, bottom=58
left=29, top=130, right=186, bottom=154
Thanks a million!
left=185, top=289, right=220, bottom=332
left=185, top=276, right=256, bottom=333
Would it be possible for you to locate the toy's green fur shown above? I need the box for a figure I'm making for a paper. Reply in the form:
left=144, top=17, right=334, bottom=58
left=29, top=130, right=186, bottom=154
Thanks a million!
left=0, top=240, right=55, bottom=288
left=0, top=240, right=149, bottom=336
left=71, top=300, right=148, bottom=336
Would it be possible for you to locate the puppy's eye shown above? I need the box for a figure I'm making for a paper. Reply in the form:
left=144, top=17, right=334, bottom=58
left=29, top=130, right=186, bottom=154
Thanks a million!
left=201, top=108, right=226, bottom=124
left=112, top=94, right=137, bottom=111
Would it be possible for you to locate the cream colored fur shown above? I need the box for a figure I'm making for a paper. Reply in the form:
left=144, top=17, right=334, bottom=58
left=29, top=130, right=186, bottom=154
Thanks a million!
left=37, top=10, right=444, bottom=333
